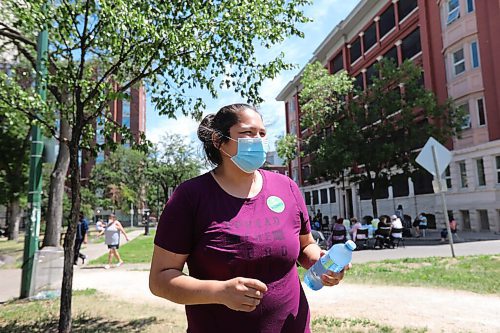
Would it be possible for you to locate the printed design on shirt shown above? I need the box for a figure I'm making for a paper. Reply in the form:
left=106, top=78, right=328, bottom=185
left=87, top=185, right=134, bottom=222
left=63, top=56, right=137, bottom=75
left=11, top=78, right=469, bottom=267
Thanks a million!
left=266, top=195, right=285, bottom=213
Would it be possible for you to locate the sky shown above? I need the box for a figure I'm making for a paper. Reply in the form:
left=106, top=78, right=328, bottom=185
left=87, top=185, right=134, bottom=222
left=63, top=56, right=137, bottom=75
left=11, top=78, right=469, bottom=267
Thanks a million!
left=145, top=0, right=359, bottom=154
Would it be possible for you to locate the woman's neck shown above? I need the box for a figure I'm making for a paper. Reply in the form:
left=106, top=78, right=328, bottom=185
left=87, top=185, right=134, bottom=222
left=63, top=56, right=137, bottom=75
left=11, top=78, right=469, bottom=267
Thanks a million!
left=212, top=163, right=262, bottom=198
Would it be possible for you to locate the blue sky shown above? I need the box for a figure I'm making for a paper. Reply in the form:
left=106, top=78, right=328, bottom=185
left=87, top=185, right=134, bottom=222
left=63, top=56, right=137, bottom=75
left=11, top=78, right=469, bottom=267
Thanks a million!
left=146, top=0, right=359, bottom=153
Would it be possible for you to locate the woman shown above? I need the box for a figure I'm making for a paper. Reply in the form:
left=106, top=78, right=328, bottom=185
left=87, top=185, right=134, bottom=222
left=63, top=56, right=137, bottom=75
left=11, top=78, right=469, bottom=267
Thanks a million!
left=327, top=217, right=347, bottom=248
left=149, top=104, right=349, bottom=333
left=99, top=214, right=129, bottom=269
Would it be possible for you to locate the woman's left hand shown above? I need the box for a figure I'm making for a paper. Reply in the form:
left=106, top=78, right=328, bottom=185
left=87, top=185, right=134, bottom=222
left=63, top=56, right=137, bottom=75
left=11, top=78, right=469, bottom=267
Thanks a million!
left=319, top=249, right=351, bottom=287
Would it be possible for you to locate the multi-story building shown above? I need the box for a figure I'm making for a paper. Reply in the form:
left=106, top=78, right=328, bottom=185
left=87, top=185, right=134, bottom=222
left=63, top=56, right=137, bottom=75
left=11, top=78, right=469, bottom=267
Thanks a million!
left=276, top=0, right=500, bottom=233
left=80, top=85, right=147, bottom=183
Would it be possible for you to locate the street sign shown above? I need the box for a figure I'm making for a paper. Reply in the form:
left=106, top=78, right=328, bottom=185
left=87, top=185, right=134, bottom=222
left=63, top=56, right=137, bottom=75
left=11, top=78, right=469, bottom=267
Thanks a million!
left=416, top=137, right=452, bottom=176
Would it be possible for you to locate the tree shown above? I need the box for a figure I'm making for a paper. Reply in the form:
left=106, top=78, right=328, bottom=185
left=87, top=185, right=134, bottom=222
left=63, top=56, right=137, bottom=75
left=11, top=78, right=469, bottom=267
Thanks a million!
left=89, top=146, right=148, bottom=213
left=146, top=134, right=203, bottom=216
left=0, top=69, right=41, bottom=240
left=276, top=133, right=301, bottom=166
left=1, top=2, right=311, bottom=331
left=300, top=59, right=465, bottom=216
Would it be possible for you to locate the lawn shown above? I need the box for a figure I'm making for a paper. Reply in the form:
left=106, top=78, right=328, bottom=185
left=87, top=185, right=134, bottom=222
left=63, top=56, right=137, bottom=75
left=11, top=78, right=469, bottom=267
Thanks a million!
left=89, top=230, right=155, bottom=265
left=299, top=254, right=500, bottom=295
left=0, top=237, right=25, bottom=269
left=0, top=289, right=425, bottom=333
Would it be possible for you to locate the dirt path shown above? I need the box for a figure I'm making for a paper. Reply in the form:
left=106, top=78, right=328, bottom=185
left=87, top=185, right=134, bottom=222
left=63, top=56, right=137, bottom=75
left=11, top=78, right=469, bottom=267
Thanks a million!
left=74, top=267, right=500, bottom=333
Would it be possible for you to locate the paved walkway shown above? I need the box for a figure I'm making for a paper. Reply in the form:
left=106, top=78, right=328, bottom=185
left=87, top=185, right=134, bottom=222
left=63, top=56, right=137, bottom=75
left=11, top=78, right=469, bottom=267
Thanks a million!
left=0, top=229, right=144, bottom=303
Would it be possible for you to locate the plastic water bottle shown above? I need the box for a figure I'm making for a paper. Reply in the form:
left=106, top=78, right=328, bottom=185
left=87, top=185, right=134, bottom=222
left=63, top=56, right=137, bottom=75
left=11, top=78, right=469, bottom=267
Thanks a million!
left=304, top=240, right=356, bottom=290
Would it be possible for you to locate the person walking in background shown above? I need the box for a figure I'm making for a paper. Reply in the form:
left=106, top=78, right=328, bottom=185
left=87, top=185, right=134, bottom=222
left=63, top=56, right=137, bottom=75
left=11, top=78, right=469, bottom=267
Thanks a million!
left=99, top=214, right=129, bottom=269
left=149, top=103, right=349, bottom=333
left=441, top=217, right=458, bottom=242
left=74, top=212, right=89, bottom=265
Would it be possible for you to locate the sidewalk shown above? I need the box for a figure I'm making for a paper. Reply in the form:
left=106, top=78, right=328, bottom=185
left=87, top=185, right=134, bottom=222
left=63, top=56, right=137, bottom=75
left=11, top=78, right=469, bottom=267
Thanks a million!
left=0, top=229, right=144, bottom=303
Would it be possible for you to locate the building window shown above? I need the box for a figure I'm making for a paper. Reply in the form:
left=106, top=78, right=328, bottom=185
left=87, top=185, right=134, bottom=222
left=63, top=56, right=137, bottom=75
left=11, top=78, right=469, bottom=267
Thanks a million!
left=380, top=5, right=396, bottom=38
left=96, top=151, right=105, bottom=163
left=330, top=53, right=344, bottom=74
left=476, top=158, right=486, bottom=186
left=478, top=210, right=490, bottom=230
left=302, top=165, right=311, bottom=180
left=320, top=189, right=328, bottom=204
left=350, top=38, right=362, bottom=64
left=365, top=62, right=378, bottom=86
left=402, top=28, right=421, bottom=60
left=447, top=0, right=460, bottom=25
left=392, top=174, right=409, bottom=197
left=398, top=0, right=418, bottom=22
left=470, top=41, right=480, bottom=68
left=355, top=73, right=364, bottom=91
left=496, top=156, right=500, bottom=184
left=304, top=191, right=311, bottom=205
left=329, top=187, right=336, bottom=203
left=312, top=190, right=319, bottom=205
left=445, top=166, right=452, bottom=189
left=384, top=46, right=398, bottom=64
left=467, top=0, right=474, bottom=13
left=477, top=98, right=486, bottom=126
left=453, top=48, right=466, bottom=75
left=363, top=23, right=377, bottom=52
left=459, top=103, right=471, bottom=129
left=459, top=161, right=468, bottom=188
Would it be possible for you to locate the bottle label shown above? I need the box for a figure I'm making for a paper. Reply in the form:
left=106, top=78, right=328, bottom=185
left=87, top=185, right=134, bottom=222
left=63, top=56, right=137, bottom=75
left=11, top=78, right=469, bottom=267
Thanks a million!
left=320, top=255, right=334, bottom=270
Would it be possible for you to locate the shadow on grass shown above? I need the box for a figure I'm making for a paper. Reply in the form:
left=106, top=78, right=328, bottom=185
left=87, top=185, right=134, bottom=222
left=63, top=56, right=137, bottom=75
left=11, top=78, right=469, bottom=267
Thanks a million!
left=0, top=313, right=159, bottom=333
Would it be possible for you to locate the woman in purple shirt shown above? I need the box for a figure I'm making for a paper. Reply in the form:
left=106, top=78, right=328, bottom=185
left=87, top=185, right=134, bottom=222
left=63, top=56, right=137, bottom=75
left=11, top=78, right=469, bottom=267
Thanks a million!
left=149, top=104, right=348, bottom=333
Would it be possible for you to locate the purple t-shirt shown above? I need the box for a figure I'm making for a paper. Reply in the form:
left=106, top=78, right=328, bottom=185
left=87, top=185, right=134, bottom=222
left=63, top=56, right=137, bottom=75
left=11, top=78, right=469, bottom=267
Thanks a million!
left=155, top=170, right=311, bottom=333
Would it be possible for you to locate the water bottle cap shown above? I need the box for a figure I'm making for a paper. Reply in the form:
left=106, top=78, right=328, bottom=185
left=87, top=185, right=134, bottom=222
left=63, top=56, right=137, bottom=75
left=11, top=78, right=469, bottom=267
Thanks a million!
left=345, top=240, right=357, bottom=251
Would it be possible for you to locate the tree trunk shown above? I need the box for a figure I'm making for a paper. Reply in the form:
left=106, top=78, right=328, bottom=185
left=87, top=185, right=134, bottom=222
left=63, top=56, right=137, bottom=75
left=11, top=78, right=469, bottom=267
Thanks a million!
left=7, top=197, right=22, bottom=241
left=367, top=172, right=379, bottom=217
left=43, top=120, right=71, bottom=248
left=58, top=136, right=81, bottom=333
left=371, top=194, right=378, bottom=218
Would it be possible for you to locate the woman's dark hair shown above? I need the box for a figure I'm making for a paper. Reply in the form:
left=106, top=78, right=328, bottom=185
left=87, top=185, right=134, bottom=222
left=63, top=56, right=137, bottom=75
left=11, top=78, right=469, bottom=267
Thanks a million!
left=197, top=103, right=259, bottom=166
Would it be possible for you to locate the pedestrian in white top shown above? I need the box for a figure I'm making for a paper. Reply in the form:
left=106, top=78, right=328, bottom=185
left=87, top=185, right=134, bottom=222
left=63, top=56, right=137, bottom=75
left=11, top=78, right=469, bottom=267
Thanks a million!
left=390, top=214, right=403, bottom=238
left=98, top=214, right=129, bottom=269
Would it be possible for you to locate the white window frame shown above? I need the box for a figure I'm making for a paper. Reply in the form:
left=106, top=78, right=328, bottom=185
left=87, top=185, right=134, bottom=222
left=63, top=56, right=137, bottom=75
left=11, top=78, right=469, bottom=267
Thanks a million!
left=459, top=102, right=471, bottom=129
left=470, top=41, right=480, bottom=69
left=477, top=98, right=486, bottom=127
left=467, top=0, right=474, bottom=13
left=445, top=166, right=452, bottom=189
left=459, top=161, right=468, bottom=188
left=453, top=48, right=466, bottom=76
left=476, top=158, right=486, bottom=187
left=447, top=0, right=461, bottom=25
left=495, top=156, right=500, bottom=184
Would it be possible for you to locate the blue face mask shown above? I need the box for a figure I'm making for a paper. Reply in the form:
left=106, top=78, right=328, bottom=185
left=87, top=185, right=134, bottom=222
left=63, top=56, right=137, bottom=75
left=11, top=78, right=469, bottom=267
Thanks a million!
left=224, top=137, right=268, bottom=173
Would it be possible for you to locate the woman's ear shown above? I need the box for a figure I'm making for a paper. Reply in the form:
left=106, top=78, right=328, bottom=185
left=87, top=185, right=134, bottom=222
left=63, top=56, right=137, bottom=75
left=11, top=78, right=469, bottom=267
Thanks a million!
left=211, top=131, right=221, bottom=149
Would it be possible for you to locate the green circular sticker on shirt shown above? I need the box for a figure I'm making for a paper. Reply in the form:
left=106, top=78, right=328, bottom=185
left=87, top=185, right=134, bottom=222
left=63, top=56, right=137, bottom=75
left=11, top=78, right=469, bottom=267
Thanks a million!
left=267, top=196, right=285, bottom=213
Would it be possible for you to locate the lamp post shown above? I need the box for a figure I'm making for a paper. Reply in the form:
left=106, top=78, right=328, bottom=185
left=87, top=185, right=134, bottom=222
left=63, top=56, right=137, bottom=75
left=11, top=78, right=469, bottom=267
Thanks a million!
left=20, top=16, right=48, bottom=298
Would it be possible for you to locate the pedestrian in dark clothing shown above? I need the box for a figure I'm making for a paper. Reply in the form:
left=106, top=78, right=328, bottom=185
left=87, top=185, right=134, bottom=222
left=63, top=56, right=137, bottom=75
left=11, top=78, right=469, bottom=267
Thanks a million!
left=74, top=212, right=89, bottom=265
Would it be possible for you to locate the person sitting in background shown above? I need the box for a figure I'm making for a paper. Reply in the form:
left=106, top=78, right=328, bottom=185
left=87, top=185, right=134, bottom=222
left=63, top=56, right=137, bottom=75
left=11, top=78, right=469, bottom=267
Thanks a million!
left=375, top=216, right=390, bottom=236
left=349, top=217, right=365, bottom=241
left=390, top=215, right=403, bottom=238
left=327, top=217, right=347, bottom=248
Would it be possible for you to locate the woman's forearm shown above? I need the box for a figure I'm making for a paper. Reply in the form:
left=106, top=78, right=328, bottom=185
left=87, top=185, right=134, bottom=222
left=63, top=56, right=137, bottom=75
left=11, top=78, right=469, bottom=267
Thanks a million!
left=297, top=243, right=322, bottom=269
left=149, top=268, right=223, bottom=305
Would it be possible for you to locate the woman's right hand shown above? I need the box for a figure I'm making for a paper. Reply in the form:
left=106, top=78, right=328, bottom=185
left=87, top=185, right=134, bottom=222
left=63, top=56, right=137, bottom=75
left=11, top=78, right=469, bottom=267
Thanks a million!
left=218, top=277, right=267, bottom=312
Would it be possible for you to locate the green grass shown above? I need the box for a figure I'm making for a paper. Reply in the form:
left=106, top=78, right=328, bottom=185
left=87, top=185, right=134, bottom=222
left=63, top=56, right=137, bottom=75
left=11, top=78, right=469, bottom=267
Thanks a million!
left=311, top=316, right=427, bottom=333
left=299, top=255, right=500, bottom=295
left=0, top=289, right=422, bottom=333
left=0, top=288, right=186, bottom=332
left=89, top=230, right=155, bottom=265
left=0, top=237, right=25, bottom=269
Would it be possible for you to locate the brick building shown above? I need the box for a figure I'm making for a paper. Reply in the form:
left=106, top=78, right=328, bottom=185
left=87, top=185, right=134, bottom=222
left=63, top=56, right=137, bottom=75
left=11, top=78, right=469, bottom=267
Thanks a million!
left=276, top=0, right=500, bottom=232
left=80, top=84, right=146, bottom=183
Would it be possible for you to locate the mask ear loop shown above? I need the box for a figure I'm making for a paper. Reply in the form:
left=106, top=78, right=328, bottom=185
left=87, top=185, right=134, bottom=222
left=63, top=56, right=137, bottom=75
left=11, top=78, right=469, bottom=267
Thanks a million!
left=201, top=125, right=234, bottom=158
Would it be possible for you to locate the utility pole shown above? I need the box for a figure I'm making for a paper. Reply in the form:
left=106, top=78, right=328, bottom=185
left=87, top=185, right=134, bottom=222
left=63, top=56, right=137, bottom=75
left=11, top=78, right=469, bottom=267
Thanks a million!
left=21, top=19, right=48, bottom=298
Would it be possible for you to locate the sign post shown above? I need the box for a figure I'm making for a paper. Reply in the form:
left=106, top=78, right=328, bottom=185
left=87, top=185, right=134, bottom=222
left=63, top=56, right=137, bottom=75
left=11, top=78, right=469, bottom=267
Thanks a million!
left=416, top=137, right=455, bottom=257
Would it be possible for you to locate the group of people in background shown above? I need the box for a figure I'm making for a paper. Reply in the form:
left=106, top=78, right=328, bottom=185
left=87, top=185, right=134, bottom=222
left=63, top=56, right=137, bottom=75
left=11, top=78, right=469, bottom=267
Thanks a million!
left=73, top=213, right=129, bottom=269
left=310, top=204, right=437, bottom=250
